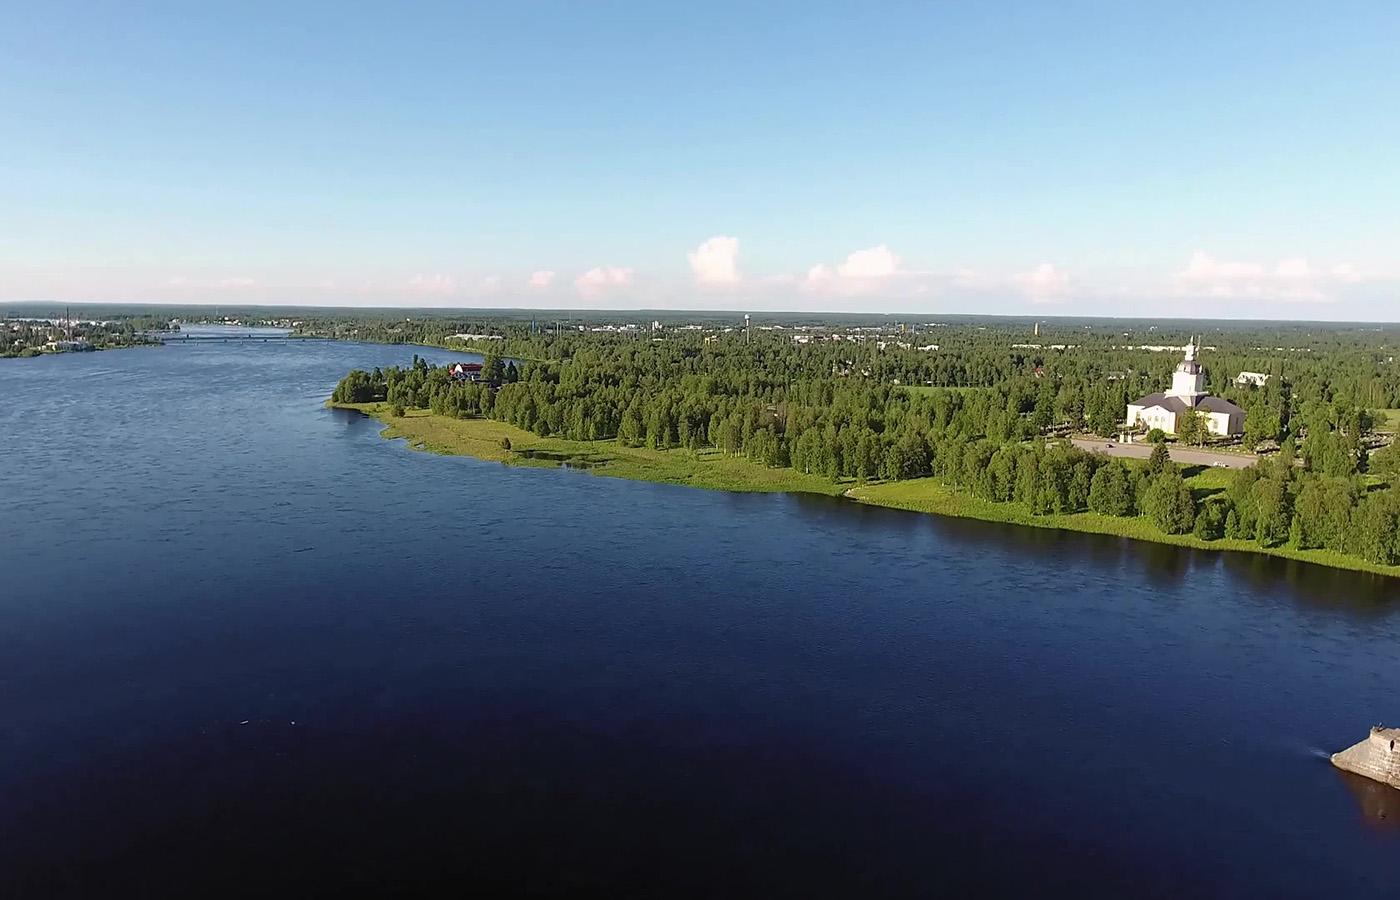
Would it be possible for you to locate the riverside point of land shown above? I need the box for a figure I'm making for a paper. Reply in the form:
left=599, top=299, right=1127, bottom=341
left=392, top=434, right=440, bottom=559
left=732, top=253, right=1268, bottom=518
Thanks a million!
left=328, top=400, right=1400, bottom=580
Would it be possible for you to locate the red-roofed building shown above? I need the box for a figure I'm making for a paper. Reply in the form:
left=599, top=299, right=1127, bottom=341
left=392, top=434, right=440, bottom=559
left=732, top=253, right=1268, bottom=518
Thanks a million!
left=449, top=362, right=483, bottom=381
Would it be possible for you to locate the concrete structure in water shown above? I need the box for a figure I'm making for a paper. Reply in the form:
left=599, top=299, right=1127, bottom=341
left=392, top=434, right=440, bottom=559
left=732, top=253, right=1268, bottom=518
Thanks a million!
left=1332, top=726, right=1400, bottom=791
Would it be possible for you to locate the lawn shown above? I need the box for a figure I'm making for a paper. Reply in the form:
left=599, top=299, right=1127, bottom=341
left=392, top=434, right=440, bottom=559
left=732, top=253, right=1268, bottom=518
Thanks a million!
left=1182, top=465, right=1236, bottom=498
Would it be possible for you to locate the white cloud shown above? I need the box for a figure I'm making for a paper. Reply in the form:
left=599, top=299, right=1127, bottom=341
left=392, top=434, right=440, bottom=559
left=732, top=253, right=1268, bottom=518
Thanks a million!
left=528, top=270, right=556, bottom=288
left=688, top=235, right=741, bottom=284
left=405, top=273, right=457, bottom=296
left=837, top=244, right=900, bottom=279
left=1174, top=250, right=1362, bottom=301
left=478, top=275, right=501, bottom=293
left=804, top=245, right=904, bottom=294
left=574, top=266, right=634, bottom=297
left=1013, top=263, right=1070, bottom=302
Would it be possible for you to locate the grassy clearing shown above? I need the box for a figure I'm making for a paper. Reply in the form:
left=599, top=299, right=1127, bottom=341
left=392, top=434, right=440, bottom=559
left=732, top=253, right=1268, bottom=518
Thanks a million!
left=848, top=478, right=1400, bottom=578
left=1376, top=409, right=1400, bottom=433
left=331, top=401, right=1400, bottom=579
left=1182, top=465, right=1235, bottom=499
left=329, top=402, right=847, bottom=496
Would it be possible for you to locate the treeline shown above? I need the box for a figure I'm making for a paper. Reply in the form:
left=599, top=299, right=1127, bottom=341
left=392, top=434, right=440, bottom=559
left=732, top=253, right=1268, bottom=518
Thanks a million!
left=1216, top=442, right=1400, bottom=564
left=305, top=311, right=1400, bottom=449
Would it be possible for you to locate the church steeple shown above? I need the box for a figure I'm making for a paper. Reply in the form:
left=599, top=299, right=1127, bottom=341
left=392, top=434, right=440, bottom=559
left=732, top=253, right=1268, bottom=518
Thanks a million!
left=1168, top=338, right=1206, bottom=399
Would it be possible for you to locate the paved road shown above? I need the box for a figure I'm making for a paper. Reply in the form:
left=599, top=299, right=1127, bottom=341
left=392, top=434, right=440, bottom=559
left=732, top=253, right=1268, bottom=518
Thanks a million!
left=1071, top=438, right=1258, bottom=469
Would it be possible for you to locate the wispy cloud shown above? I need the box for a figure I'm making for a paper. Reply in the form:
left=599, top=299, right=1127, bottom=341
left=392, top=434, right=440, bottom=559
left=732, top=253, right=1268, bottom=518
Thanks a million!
left=1175, top=251, right=1360, bottom=301
left=1013, top=263, right=1070, bottom=303
left=574, top=266, right=634, bottom=297
left=405, top=273, right=457, bottom=296
left=528, top=270, right=556, bottom=288
left=688, top=235, right=741, bottom=285
left=166, top=275, right=257, bottom=290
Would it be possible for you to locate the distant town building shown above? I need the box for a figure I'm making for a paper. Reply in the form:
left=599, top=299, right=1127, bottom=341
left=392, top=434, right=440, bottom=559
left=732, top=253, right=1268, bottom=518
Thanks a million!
left=43, top=339, right=91, bottom=352
left=1235, top=371, right=1271, bottom=387
left=1126, top=338, right=1244, bottom=437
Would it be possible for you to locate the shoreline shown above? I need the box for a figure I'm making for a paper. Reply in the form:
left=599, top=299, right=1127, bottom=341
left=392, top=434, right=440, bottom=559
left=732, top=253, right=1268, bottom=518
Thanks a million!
left=329, top=400, right=1400, bottom=581
left=1, top=342, right=157, bottom=360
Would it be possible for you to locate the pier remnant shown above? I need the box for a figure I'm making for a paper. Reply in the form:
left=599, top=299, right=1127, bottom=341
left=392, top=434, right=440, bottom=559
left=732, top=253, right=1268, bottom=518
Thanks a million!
left=1332, top=726, right=1400, bottom=791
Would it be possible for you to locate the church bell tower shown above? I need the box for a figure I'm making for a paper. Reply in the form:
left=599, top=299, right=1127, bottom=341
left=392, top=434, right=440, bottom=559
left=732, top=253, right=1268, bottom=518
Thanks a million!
left=1167, top=337, right=1206, bottom=400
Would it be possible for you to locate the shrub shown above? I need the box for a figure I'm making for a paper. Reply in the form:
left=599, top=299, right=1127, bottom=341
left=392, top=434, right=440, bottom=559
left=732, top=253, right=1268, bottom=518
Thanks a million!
left=1144, top=469, right=1196, bottom=535
left=1145, top=441, right=1172, bottom=477
left=1088, top=461, right=1135, bottom=516
left=1193, top=497, right=1231, bottom=541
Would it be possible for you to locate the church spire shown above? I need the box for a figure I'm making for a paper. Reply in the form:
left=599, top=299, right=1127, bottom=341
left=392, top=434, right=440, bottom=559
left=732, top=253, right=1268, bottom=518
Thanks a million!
left=1169, top=336, right=1206, bottom=398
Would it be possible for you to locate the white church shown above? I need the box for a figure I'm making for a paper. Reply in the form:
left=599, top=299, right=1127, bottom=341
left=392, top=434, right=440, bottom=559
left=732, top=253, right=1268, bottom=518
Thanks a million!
left=1126, top=339, right=1245, bottom=437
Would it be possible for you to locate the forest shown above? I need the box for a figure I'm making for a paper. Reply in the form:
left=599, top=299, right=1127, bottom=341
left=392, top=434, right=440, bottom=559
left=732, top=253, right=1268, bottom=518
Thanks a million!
left=330, top=316, right=1400, bottom=569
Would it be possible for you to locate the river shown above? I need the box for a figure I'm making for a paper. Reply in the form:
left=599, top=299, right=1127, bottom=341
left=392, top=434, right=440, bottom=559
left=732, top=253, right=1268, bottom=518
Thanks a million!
left=2, top=334, right=1398, bottom=897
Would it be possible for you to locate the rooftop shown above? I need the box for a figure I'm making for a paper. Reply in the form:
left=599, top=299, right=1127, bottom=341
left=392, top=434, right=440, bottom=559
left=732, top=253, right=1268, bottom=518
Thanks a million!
left=1130, top=392, right=1245, bottom=417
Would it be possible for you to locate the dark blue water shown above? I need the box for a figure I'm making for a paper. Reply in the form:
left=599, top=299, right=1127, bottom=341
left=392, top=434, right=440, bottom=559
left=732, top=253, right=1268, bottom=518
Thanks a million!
left=2, top=337, right=1398, bottom=898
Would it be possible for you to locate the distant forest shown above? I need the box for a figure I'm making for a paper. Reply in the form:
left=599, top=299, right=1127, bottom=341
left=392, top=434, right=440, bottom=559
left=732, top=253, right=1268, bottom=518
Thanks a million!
left=329, top=314, right=1400, bottom=568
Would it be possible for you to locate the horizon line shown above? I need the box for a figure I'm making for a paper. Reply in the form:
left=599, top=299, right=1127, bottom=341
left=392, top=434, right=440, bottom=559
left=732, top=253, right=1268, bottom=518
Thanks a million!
left=2, top=300, right=1399, bottom=327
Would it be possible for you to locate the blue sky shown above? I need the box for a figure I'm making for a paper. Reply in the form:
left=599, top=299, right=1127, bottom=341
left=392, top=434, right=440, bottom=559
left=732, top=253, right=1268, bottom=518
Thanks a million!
left=2, top=0, right=1398, bottom=318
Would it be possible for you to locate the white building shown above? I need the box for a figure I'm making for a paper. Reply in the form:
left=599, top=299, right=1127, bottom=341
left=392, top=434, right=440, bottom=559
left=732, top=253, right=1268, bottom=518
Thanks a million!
left=1235, top=371, right=1271, bottom=387
left=1126, top=339, right=1245, bottom=437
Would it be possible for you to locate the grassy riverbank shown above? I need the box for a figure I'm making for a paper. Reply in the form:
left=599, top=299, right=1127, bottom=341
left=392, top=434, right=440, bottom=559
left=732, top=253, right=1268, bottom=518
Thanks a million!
left=329, top=402, right=846, bottom=495
left=848, top=477, right=1400, bottom=578
left=331, top=401, right=1400, bottom=579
